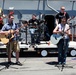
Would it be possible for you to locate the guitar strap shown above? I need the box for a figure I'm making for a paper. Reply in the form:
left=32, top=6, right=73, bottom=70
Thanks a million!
left=61, top=24, right=65, bottom=37
left=15, top=23, right=18, bottom=29
left=61, top=24, right=65, bottom=32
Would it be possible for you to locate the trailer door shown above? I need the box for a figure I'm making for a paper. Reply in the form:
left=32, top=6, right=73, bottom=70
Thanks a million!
left=44, top=15, right=55, bottom=41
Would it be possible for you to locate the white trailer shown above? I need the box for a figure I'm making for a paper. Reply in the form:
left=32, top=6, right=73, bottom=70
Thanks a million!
left=34, top=41, right=76, bottom=57
left=0, top=41, right=76, bottom=57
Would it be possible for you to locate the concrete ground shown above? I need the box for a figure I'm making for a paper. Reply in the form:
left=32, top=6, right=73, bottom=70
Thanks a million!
left=0, top=57, right=76, bottom=75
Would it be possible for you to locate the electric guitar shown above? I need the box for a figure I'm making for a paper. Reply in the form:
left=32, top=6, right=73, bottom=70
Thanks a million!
left=0, top=22, right=28, bottom=44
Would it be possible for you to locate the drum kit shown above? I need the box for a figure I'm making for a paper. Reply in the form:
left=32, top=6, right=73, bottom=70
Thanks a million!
left=28, top=21, right=45, bottom=44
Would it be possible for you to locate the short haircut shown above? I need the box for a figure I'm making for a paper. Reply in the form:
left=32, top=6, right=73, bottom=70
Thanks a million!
left=22, top=20, right=28, bottom=24
left=8, top=14, right=14, bottom=18
left=32, top=14, right=37, bottom=17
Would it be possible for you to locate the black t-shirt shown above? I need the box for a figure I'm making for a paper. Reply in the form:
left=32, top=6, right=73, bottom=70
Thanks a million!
left=56, top=12, right=69, bottom=24
left=29, top=19, right=39, bottom=27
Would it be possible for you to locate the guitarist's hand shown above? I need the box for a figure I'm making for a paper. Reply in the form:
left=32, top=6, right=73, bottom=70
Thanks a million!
left=15, top=29, right=19, bottom=35
left=57, top=31, right=63, bottom=34
left=57, top=30, right=64, bottom=36
left=64, top=30, right=71, bottom=35
left=0, top=31, right=10, bottom=35
left=0, top=31, right=6, bottom=34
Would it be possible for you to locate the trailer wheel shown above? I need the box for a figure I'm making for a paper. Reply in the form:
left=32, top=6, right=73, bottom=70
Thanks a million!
left=41, top=50, right=48, bottom=57
left=70, top=49, right=76, bottom=56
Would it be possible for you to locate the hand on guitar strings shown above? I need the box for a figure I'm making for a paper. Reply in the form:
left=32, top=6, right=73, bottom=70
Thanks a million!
left=57, top=30, right=70, bottom=36
left=0, top=31, right=6, bottom=34
left=14, top=29, right=19, bottom=35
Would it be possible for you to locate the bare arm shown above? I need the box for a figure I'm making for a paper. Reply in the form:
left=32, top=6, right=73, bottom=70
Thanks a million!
left=53, top=25, right=61, bottom=34
left=55, top=19, right=59, bottom=26
left=64, top=26, right=71, bottom=35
